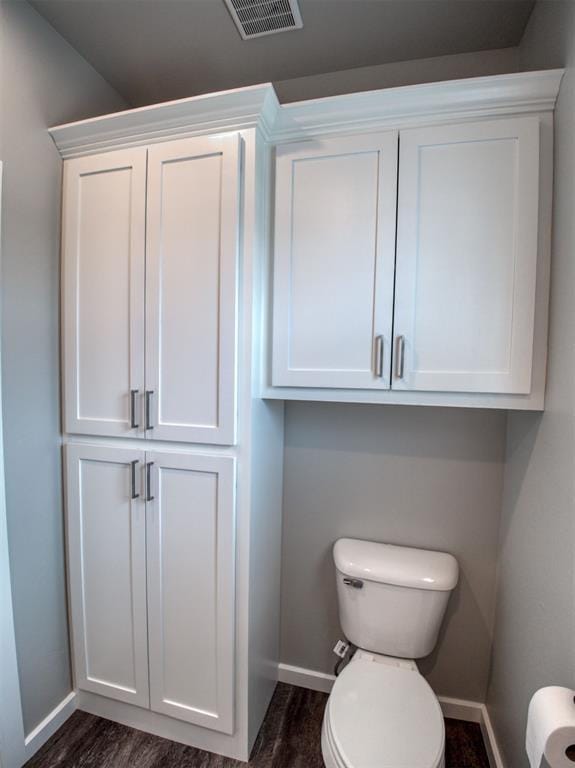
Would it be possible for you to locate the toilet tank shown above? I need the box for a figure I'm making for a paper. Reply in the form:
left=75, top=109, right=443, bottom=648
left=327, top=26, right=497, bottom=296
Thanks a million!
left=334, top=538, right=459, bottom=659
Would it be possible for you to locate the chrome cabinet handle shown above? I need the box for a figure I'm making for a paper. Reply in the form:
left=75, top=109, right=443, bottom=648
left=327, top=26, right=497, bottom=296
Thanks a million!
left=145, top=391, right=154, bottom=430
left=130, top=389, right=139, bottom=429
left=130, top=460, right=139, bottom=500
left=146, top=462, right=154, bottom=502
left=395, top=336, right=405, bottom=379
left=374, top=335, right=384, bottom=378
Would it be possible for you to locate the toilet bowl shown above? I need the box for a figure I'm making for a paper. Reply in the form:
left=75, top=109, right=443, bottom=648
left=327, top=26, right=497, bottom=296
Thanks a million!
left=322, top=539, right=458, bottom=768
left=322, top=651, right=444, bottom=768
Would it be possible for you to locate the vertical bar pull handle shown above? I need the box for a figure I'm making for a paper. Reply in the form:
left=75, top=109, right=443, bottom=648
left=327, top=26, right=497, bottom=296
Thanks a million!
left=374, top=335, right=384, bottom=378
left=146, top=462, right=154, bottom=502
left=395, top=336, right=405, bottom=379
left=130, top=389, right=139, bottom=429
left=145, top=391, right=154, bottom=430
left=130, top=460, right=139, bottom=500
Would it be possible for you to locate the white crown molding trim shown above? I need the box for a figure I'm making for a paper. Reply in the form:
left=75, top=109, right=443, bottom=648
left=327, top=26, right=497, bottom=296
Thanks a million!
left=49, top=69, right=563, bottom=158
left=272, top=68, right=564, bottom=141
left=50, top=83, right=280, bottom=158
left=23, top=691, right=77, bottom=760
left=277, top=663, right=506, bottom=768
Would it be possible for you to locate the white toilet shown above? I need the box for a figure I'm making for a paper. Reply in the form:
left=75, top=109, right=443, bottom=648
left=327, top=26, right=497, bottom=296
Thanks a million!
left=322, top=538, right=459, bottom=768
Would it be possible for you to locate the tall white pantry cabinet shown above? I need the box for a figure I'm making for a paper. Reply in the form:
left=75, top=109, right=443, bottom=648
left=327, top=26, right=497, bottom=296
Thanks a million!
left=56, top=87, right=285, bottom=762
left=51, top=71, right=562, bottom=762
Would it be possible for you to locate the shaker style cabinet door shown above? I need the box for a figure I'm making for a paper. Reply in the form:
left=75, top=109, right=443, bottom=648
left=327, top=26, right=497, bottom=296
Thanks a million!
left=272, top=132, right=398, bottom=389
left=62, top=149, right=146, bottom=436
left=146, top=452, right=236, bottom=733
left=393, top=118, right=540, bottom=394
left=145, top=135, right=241, bottom=445
left=66, top=444, right=149, bottom=707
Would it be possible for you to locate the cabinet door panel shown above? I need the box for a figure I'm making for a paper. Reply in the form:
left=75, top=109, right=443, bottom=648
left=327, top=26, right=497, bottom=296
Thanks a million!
left=66, top=445, right=148, bottom=706
left=394, top=118, right=539, bottom=393
left=273, top=132, right=398, bottom=389
left=62, top=150, right=146, bottom=436
left=146, top=136, right=240, bottom=445
left=147, top=452, right=235, bottom=733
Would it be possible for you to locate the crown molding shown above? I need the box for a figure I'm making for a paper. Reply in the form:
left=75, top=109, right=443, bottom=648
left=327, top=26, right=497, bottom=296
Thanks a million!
left=49, top=69, right=564, bottom=158
left=49, top=83, right=280, bottom=158
left=272, top=68, right=564, bottom=141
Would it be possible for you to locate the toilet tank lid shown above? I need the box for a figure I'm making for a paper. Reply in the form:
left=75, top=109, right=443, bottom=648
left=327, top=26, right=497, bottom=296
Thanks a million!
left=333, top=538, right=459, bottom=591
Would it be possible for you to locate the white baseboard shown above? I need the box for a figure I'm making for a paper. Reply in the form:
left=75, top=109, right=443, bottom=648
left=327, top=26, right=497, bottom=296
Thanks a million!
left=24, top=691, right=77, bottom=760
left=278, top=662, right=336, bottom=693
left=480, top=704, right=506, bottom=768
left=277, top=663, right=505, bottom=768
left=437, top=694, right=483, bottom=723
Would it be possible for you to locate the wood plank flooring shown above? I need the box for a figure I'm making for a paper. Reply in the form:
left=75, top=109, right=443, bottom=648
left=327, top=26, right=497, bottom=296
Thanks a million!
left=25, top=683, right=490, bottom=768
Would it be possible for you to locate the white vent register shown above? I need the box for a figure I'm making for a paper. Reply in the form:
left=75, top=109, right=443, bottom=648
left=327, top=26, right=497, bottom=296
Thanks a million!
left=224, top=0, right=303, bottom=39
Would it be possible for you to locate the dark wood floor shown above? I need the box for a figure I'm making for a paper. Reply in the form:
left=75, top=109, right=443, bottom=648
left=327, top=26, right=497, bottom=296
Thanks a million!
left=25, top=683, right=490, bottom=768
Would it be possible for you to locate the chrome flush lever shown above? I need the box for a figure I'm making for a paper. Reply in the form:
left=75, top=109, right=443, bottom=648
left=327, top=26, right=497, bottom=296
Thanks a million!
left=343, top=577, right=364, bottom=589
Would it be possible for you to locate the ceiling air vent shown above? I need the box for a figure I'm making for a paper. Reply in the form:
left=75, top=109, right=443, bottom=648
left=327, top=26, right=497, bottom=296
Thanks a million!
left=223, top=0, right=303, bottom=39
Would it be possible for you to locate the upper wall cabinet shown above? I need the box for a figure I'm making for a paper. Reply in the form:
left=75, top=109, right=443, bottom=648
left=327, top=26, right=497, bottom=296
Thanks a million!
left=269, top=115, right=548, bottom=409
left=62, top=135, right=240, bottom=444
left=393, top=118, right=539, bottom=394
left=272, top=133, right=398, bottom=389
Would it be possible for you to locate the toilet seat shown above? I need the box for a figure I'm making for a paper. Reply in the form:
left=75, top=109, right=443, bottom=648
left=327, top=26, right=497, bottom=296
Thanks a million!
left=322, top=654, right=445, bottom=768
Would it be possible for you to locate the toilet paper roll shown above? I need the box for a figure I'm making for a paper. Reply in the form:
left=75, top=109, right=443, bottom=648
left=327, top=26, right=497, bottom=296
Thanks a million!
left=526, top=686, right=575, bottom=768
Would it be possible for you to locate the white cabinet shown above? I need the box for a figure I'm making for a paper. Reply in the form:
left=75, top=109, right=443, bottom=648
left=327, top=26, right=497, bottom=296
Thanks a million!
left=63, top=135, right=240, bottom=444
left=393, top=118, right=540, bottom=394
left=55, top=93, right=287, bottom=762
left=272, top=133, right=398, bottom=389
left=147, top=452, right=235, bottom=733
left=270, top=116, right=546, bottom=406
left=146, top=136, right=239, bottom=444
left=66, top=444, right=149, bottom=707
left=62, top=149, right=146, bottom=437
left=66, top=444, right=236, bottom=733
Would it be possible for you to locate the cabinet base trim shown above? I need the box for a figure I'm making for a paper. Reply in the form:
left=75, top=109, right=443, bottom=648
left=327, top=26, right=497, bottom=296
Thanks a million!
left=261, top=386, right=544, bottom=411
left=24, top=691, right=78, bottom=760
left=76, top=691, right=248, bottom=762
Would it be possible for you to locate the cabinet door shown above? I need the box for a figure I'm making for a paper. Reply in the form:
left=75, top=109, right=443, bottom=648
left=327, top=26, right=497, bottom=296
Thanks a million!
left=272, top=132, right=398, bottom=389
left=393, top=118, right=540, bottom=394
left=146, top=135, right=240, bottom=445
left=146, top=452, right=235, bottom=733
left=66, top=444, right=149, bottom=707
left=62, top=149, right=146, bottom=436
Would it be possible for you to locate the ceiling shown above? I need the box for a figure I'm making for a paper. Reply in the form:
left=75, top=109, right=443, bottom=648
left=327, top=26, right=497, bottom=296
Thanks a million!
left=30, top=0, right=536, bottom=107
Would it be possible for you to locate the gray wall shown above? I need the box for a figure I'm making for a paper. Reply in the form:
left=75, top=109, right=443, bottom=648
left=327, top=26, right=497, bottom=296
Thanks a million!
left=275, top=47, right=520, bottom=102
left=0, top=0, right=125, bottom=735
left=280, top=403, right=506, bottom=702
left=486, top=2, right=575, bottom=766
